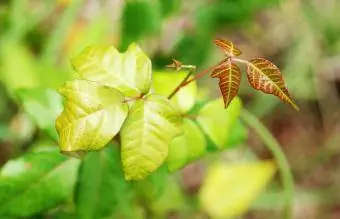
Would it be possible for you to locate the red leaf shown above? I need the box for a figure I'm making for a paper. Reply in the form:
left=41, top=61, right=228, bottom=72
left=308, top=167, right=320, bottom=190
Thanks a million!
left=214, top=39, right=242, bottom=57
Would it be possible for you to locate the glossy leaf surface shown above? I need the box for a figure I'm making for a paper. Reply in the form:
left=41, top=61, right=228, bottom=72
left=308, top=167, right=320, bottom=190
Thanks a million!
left=76, top=145, right=135, bottom=219
left=214, top=38, right=242, bottom=57
left=120, top=94, right=182, bottom=180
left=167, top=118, right=206, bottom=171
left=199, top=161, right=276, bottom=219
left=246, top=58, right=299, bottom=111
left=17, top=88, right=63, bottom=141
left=197, top=97, right=241, bottom=149
left=211, top=61, right=241, bottom=108
left=72, top=43, right=151, bottom=97
left=152, top=70, right=197, bottom=113
left=0, top=152, right=80, bottom=217
left=56, top=80, right=128, bottom=153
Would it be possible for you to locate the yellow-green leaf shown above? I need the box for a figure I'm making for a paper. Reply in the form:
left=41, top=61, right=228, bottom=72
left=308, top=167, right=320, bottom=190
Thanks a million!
left=246, top=58, right=299, bottom=111
left=167, top=118, right=206, bottom=172
left=120, top=94, right=182, bottom=180
left=152, top=71, right=197, bottom=113
left=71, top=43, right=151, bottom=97
left=197, top=97, right=242, bottom=149
left=56, top=80, right=128, bottom=153
left=199, top=161, right=276, bottom=219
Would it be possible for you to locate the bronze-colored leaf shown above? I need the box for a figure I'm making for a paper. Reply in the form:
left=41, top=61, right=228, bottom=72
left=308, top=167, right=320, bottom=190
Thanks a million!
left=211, top=61, right=241, bottom=108
left=214, top=39, right=242, bottom=57
left=166, top=58, right=182, bottom=71
left=246, top=58, right=299, bottom=111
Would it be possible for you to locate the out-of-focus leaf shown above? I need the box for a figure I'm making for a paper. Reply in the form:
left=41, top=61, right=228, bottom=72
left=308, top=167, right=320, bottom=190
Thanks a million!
left=246, top=58, right=299, bottom=111
left=76, top=145, right=136, bottom=219
left=72, top=43, right=152, bottom=97
left=199, top=160, right=276, bottom=219
left=159, top=0, right=180, bottom=17
left=152, top=71, right=197, bottom=113
left=211, top=61, right=241, bottom=108
left=0, top=151, right=80, bottom=217
left=214, top=38, right=242, bottom=57
left=56, top=80, right=128, bottom=154
left=120, top=94, right=182, bottom=180
left=0, top=42, right=39, bottom=98
left=17, top=88, right=63, bottom=141
left=121, top=0, right=161, bottom=49
left=197, top=97, right=242, bottom=149
left=167, top=118, right=206, bottom=171
left=227, top=119, right=248, bottom=147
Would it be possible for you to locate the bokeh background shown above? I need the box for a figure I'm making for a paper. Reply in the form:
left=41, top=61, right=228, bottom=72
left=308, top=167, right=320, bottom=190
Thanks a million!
left=1, top=0, right=340, bottom=218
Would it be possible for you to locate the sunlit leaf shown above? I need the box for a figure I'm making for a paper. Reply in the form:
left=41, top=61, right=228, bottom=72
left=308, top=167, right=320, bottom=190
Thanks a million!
left=197, top=97, right=242, bottom=149
left=167, top=118, right=206, bottom=171
left=214, top=38, right=242, bottom=57
left=0, top=152, right=80, bottom=217
left=199, top=161, right=276, bottom=219
left=152, top=71, right=197, bottom=113
left=211, top=61, right=241, bottom=108
left=246, top=58, right=299, bottom=111
left=56, top=80, right=128, bottom=154
left=227, top=119, right=249, bottom=148
left=17, top=88, right=63, bottom=141
left=71, top=43, right=151, bottom=97
left=76, top=145, right=136, bottom=219
left=120, top=94, right=182, bottom=180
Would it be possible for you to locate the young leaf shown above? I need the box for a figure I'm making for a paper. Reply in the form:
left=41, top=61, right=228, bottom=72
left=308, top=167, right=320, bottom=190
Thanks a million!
left=17, top=88, right=63, bottom=141
left=166, top=58, right=182, bottom=71
left=197, top=97, right=241, bottom=149
left=211, top=61, right=241, bottom=108
left=75, top=145, right=136, bottom=219
left=0, top=152, right=80, bottom=217
left=71, top=43, right=151, bottom=97
left=214, top=38, right=242, bottom=57
left=167, top=118, right=206, bottom=172
left=56, top=80, right=128, bottom=153
left=152, top=71, right=197, bottom=113
left=246, top=58, right=299, bottom=111
left=199, top=161, right=276, bottom=219
left=120, top=94, right=182, bottom=180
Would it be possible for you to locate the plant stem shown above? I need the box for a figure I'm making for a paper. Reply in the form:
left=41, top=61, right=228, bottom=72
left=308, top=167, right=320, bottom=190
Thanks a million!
left=232, top=57, right=250, bottom=66
left=240, top=108, right=294, bottom=219
left=168, top=57, right=229, bottom=99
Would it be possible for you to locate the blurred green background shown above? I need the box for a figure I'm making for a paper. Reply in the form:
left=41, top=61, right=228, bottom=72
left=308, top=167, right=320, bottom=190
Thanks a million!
left=1, top=0, right=340, bottom=218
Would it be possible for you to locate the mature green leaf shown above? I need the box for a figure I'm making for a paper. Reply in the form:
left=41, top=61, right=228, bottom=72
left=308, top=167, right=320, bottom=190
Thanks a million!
left=199, top=161, right=276, bottom=219
left=17, top=88, right=63, bottom=141
left=227, top=119, right=249, bottom=148
left=76, top=145, right=135, bottom=219
left=71, top=43, right=151, bottom=97
left=211, top=61, right=241, bottom=108
left=152, top=71, right=197, bottom=113
left=246, top=58, right=299, bottom=111
left=197, top=97, right=242, bottom=149
left=167, top=119, right=206, bottom=171
left=56, top=80, right=128, bottom=153
left=120, top=94, right=182, bottom=180
left=0, top=152, right=80, bottom=217
left=0, top=42, right=39, bottom=98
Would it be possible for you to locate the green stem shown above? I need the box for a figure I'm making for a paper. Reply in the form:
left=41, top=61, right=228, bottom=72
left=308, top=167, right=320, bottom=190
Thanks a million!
left=240, top=108, right=294, bottom=219
left=41, top=0, right=83, bottom=63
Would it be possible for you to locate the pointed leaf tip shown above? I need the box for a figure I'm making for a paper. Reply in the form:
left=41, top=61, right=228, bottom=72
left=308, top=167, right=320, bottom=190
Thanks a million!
left=246, top=58, right=299, bottom=111
left=214, top=38, right=242, bottom=57
left=211, top=61, right=241, bottom=108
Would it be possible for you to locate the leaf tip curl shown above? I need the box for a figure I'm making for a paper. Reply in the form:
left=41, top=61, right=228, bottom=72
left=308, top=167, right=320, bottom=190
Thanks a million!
left=214, top=38, right=242, bottom=57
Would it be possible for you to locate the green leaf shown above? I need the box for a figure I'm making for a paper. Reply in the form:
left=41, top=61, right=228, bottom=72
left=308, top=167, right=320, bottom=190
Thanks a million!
left=227, top=119, right=249, bottom=148
left=76, top=145, right=136, bottom=219
left=56, top=80, right=128, bottom=153
left=120, top=94, right=182, bottom=180
left=152, top=71, right=197, bottom=113
left=167, top=118, right=206, bottom=171
left=199, top=160, right=276, bottom=219
left=17, top=88, right=63, bottom=141
left=71, top=43, right=152, bottom=97
left=0, top=151, right=80, bottom=217
left=197, top=97, right=242, bottom=149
